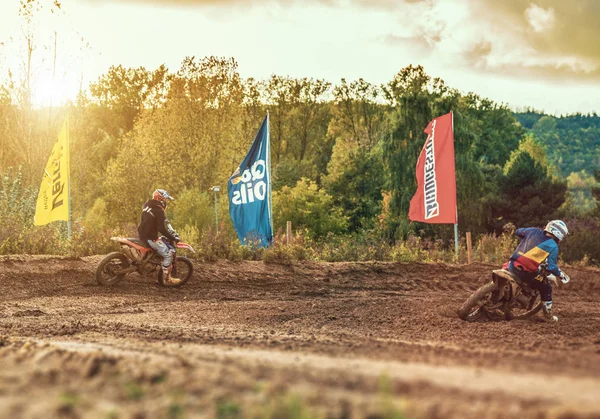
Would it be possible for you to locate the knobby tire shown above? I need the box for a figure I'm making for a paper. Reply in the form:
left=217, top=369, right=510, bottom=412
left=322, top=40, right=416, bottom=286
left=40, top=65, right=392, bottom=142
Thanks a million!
left=96, top=252, right=130, bottom=286
left=458, top=282, right=498, bottom=321
left=157, top=256, right=193, bottom=288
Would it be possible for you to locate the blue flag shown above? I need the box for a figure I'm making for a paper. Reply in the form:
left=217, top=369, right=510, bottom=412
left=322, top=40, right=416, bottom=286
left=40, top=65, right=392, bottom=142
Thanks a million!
left=228, top=114, right=273, bottom=247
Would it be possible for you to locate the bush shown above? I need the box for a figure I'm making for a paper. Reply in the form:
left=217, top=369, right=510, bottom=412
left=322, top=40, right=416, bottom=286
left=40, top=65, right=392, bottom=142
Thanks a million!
left=262, top=232, right=316, bottom=265
left=170, top=189, right=215, bottom=231
left=272, top=178, right=348, bottom=240
left=313, top=230, right=390, bottom=262
left=390, top=234, right=432, bottom=263
left=560, top=218, right=600, bottom=266
left=474, top=228, right=517, bottom=265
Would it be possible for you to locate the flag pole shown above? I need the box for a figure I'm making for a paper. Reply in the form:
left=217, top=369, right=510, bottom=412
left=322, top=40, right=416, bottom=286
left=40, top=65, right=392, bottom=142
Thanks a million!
left=66, top=113, right=72, bottom=240
left=266, top=110, right=273, bottom=242
left=452, top=111, right=458, bottom=261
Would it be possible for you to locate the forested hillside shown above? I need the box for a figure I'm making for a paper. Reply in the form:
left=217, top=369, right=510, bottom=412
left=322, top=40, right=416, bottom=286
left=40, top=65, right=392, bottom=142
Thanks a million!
left=514, top=111, right=600, bottom=177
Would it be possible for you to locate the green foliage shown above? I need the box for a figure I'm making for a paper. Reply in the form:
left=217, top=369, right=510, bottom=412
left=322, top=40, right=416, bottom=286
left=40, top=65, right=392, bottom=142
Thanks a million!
left=58, top=391, right=80, bottom=413
left=329, top=78, right=386, bottom=150
left=504, top=134, right=553, bottom=175
left=216, top=399, right=242, bottom=419
left=382, top=65, right=438, bottom=239
left=262, top=237, right=315, bottom=265
left=192, top=229, right=261, bottom=262
left=170, top=189, right=214, bottom=230
left=560, top=218, right=600, bottom=266
left=463, top=94, right=525, bottom=167
left=89, top=64, right=169, bottom=132
left=389, top=235, right=433, bottom=263
left=272, top=158, right=307, bottom=190
left=323, top=143, right=385, bottom=232
left=0, top=167, right=37, bottom=225
left=489, top=145, right=567, bottom=230
left=315, top=230, right=391, bottom=262
left=474, top=231, right=517, bottom=265
left=272, top=178, right=348, bottom=239
left=83, top=198, right=110, bottom=236
left=68, top=221, right=137, bottom=257
left=167, top=401, right=185, bottom=419
left=561, top=171, right=600, bottom=217
left=0, top=168, right=63, bottom=255
left=376, top=376, right=406, bottom=419
left=250, top=393, right=313, bottom=419
left=0, top=58, right=597, bottom=267
left=123, top=381, right=145, bottom=401
left=515, top=111, right=600, bottom=176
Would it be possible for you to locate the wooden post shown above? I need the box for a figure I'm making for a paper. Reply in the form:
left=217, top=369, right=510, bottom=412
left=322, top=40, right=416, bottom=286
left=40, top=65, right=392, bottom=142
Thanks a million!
left=466, top=232, right=473, bottom=264
left=286, top=221, right=292, bottom=245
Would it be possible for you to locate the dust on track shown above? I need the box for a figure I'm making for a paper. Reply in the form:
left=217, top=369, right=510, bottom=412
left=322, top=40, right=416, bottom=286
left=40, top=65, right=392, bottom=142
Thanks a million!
left=1, top=255, right=599, bottom=418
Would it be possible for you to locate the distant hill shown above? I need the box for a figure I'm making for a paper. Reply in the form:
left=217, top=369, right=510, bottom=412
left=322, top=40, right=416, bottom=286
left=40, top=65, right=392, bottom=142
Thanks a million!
left=514, top=111, right=600, bottom=176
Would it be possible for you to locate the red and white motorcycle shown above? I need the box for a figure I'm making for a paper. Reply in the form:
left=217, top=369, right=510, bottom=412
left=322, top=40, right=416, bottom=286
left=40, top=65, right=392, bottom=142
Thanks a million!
left=96, top=228, right=194, bottom=288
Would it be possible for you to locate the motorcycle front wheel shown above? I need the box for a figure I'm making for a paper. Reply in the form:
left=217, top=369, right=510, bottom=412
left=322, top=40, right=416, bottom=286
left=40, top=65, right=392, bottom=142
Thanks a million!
left=96, top=252, right=130, bottom=286
left=157, top=256, right=193, bottom=288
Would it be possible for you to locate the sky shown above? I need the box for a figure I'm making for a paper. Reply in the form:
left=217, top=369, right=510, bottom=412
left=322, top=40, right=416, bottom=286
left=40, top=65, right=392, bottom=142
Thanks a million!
left=0, top=0, right=599, bottom=115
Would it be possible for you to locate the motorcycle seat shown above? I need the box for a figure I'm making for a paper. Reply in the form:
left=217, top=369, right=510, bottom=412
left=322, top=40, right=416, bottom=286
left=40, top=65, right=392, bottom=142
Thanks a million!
left=126, top=238, right=151, bottom=249
left=492, top=269, right=522, bottom=284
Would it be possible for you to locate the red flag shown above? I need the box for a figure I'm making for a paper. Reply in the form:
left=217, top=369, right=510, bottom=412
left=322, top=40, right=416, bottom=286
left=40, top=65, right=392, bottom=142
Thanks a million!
left=409, top=111, right=457, bottom=224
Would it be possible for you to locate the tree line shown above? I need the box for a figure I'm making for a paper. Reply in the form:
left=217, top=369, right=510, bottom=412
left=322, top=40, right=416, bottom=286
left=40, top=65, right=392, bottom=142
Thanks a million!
left=1, top=57, right=599, bottom=263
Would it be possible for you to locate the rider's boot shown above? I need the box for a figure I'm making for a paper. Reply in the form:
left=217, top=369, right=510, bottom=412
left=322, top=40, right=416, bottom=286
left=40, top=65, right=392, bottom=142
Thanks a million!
left=162, top=266, right=181, bottom=286
left=542, top=301, right=558, bottom=322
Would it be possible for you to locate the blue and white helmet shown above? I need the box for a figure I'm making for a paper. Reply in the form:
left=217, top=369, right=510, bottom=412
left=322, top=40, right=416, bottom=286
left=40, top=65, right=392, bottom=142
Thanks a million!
left=544, top=220, right=568, bottom=241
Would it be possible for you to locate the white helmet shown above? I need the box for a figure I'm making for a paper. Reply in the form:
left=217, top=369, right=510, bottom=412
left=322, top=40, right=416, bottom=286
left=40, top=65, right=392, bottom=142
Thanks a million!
left=544, top=220, right=568, bottom=241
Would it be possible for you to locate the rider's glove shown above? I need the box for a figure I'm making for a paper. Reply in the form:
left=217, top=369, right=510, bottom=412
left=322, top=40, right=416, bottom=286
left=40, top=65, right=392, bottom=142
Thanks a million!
left=173, top=235, right=181, bottom=243
left=559, top=272, right=570, bottom=284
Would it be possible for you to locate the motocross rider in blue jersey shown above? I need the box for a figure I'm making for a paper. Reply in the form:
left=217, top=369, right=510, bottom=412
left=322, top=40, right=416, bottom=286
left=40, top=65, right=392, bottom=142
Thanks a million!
left=507, top=220, right=570, bottom=322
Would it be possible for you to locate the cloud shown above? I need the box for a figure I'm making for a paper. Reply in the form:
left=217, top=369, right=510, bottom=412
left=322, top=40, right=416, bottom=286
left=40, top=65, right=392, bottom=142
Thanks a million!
left=85, top=0, right=429, bottom=8
left=83, top=0, right=340, bottom=6
left=462, top=41, right=493, bottom=65
left=524, top=3, right=555, bottom=33
left=82, top=0, right=600, bottom=83
left=464, top=0, right=600, bottom=82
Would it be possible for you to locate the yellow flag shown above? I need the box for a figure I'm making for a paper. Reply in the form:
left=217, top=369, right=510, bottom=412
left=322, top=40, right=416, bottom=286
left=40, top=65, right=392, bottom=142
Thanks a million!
left=34, top=119, right=70, bottom=226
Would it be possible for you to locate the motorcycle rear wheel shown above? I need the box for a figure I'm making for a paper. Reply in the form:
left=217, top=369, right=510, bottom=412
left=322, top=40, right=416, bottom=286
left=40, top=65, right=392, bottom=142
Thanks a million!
left=96, top=252, right=130, bottom=286
left=458, top=281, right=498, bottom=321
left=157, top=256, right=193, bottom=288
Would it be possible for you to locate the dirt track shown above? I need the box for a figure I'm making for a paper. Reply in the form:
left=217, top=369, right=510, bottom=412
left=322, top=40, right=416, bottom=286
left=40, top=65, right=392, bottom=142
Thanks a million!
left=1, top=256, right=599, bottom=418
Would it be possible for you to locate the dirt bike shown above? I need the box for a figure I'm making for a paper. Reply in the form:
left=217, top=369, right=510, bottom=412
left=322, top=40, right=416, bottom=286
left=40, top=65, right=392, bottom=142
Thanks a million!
left=458, top=262, right=562, bottom=321
left=96, top=227, right=195, bottom=287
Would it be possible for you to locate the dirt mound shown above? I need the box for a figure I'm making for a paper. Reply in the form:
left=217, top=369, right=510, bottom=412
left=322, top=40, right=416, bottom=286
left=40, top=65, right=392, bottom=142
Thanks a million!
left=0, top=256, right=599, bottom=418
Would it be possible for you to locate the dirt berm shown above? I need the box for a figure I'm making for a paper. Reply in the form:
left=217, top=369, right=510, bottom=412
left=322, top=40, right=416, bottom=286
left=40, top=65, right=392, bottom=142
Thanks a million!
left=1, top=255, right=599, bottom=418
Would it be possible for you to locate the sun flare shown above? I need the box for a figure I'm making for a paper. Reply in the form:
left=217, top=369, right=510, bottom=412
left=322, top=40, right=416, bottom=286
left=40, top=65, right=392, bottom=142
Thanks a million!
left=31, top=71, right=77, bottom=108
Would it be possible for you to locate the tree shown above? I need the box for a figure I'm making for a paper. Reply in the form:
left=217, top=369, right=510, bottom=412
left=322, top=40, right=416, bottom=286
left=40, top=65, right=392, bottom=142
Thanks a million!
left=323, top=143, right=385, bottom=232
left=272, top=178, right=348, bottom=239
left=88, top=64, right=169, bottom=135
left=382, top=65, right=438, bottom=238
left=489, top=151, right=566, bottom=229
left=330, top=78, right=385, bottom=149
left=99, top=57, right=247, bottom=223
left=462, top=94, right=525, bottom=167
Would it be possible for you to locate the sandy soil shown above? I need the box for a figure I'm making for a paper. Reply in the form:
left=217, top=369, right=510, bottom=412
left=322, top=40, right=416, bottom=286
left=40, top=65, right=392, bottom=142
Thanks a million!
left=0, top=255, right=599, bottom=418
